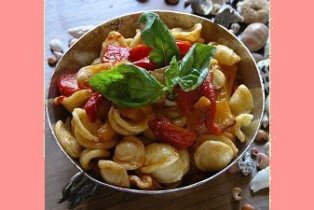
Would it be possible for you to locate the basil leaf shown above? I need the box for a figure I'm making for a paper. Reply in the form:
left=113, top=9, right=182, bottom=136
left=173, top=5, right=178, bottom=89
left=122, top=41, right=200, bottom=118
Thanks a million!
left=89, top=63, right=167, bottom=107
left=139, top=12, right=180, bottom=67
left=164, top=56, right=180, bottom=90
left=178, top=43, right=216, bottom=92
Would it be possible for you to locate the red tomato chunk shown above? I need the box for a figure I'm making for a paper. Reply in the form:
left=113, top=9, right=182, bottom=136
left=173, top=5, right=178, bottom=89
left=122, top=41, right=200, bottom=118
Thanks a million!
left=57, top=73, right=80, bottom=97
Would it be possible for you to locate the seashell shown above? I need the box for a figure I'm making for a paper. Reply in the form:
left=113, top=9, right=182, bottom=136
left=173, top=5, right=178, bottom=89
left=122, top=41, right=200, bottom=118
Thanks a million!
left=49, top=39, right=63, bottom=53
left=237, top=152, right=256, bottom=176
left=251, top=53, right=264, bottom=63
left=250, top=166, right=269, bottom=193
left=256, top=152, right=269, bottom=169
left=166, top=0, right=179, bottom=4
left=184, top=0, right=192, bottom=6
left=238, top=0, right=269, bottom=24
left=255, top=129, right=268, bottom=143
left=241, top=204, right=255, bottom=210
left=53, top=51, right=64, bottom=61
left=47, top=54, right=57, bottom=66
left=264, top=36, right=270, bottom=58
left=211, top=0, right=226, bottom=5
left=261, top=112, right=269, bottom=128
left=239, top=23, right=269, bottom=52
left=265, top=94, right=270, bottom=115
left=68, top=38, right=78, bottom=48
left=67, top=25, right=94, bottom=38
left=230, top=23, right=241, bottom=34
left=191, top=0, right=213, bottom=16
left=210, top=3, right=221, bottom=15
left=257, top=59, right=270, bottom=96
left=264, top=141, right=270, bottom=156
left=215, top=5, right=244, bottom=28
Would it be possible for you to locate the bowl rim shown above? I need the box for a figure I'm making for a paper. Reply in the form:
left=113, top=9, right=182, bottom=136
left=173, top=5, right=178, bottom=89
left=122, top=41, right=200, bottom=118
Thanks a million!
left=46, top=9, right=265, bottom=194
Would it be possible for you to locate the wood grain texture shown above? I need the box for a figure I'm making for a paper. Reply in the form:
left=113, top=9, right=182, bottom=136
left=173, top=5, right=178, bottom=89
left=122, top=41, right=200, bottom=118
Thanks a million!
left=45, top=0, right=269, bottom=209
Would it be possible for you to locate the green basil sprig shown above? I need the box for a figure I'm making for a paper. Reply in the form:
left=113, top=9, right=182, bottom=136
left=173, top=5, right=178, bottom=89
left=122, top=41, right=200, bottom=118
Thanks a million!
left=139, top=12, right=180, bottom=67
left=89, top=63, right=167, bottom=108
left=164, top=43, right=216, bottom=92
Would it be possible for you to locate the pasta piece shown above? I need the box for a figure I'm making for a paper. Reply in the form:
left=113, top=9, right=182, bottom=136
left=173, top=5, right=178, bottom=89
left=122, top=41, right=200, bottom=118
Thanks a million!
left=76, top=62, right=115, bottom=88
left=151, top=150, right=190, bottom=184
left=214, top=45, right=241, bottom=66
left=100, top=31, right=129, bottom=58
left=71, top=108, right=118, bottom=149
left=230, top=113, right=254, bottom=142
left=108, top=106, right=155, bottom=136
left=194, top=140, right=234, bottom=172
left=125, top=29, right=143, bottom=48
left=194, top=133, right=238, bottom=157
left=171, top=23, right=204, bottom=43
left=113, top=136, right=145, bottom=170
left=129, top=175, right=153, bottom=190
left=79, top=149, right=110, bottom=170
left=97, top=122, right=117, bottom=142
left=54, top=89, right=91, bottom=112
left=54, top=120, right=82, bottom=158
left=229, top=84, right=254, bottom=115
left=212, top=69, right=226, bottom=90
left=140, top=143, right=179, bottom=174
left=98, top=160, right=130, bottom=188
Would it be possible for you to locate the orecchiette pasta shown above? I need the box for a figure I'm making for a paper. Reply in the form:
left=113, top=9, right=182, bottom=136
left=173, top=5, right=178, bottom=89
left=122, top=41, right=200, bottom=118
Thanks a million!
left=108, top=106, right=155, bottom=136
left=230, top=113, right=254, bottom=142
left=71, top=108, right=118, bottom=149
left=171, top=23, right=204, bottom=43
left=54, top=120, right=82, bottom=158
left=129, top=175, right=153, bottom=190
left=140, top=143, right=179, bottom=174
left=212, top=69, right=226, bottom=90
left=194, top=140, right=234, bottom=172
left=151, top=150, right=190, bottom=184
left=98, top=160, right=130, bottom=188
left=229, top=84, right=254, bottom=116
left=79, top=149, right=110, bottom=170
left=113, top=136, right=145, bottom=170
left=125, top=29, right=142, bottom=48
left=54, top=89, right=91, bottom=112
left=213, top=44, right=241, bottom=66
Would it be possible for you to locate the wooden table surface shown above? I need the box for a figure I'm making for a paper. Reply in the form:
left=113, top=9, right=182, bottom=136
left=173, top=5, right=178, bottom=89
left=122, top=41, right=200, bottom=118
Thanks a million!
left=45, top=0, right=269, bottom=209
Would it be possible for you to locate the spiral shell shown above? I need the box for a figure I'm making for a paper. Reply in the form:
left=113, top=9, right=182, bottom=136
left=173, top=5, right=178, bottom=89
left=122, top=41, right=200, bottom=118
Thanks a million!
left=239, top=23, right=268, bottom=52
left=238, top=0, right=269, bottom=24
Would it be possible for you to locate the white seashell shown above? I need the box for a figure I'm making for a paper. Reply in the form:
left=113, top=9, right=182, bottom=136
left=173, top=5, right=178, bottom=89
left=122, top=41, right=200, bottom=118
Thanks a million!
left=265, top=94, right=270, bottom=115
left=250, top=166, right=269, bottom=193
left=264, top=141, right=270, bottom=156
left=239, top=23, right=269, bottom=52
left=53, top=51, right=64, bottom=61
left=257, top=59, right=270, bottom=96
left=261, top=112, right=269, bottom=128
left=212, top=0, right=226, bottom=5
left=264, top=36, right=270, bottom=58
left=68, top=38, right=78, bottom=47
left=238, top=0, right=269, bottom=24
left=191, top=0, right=213, bottom=16
left=210, top=3, right=222, bottom=15
left=251, top=53, right=264, bottom=63
left=67, top=25, right=94, bottom=38
left=49, top=39, right=63, bottom=53
left=230, top=23, right=241, bottom=34
left=237, top=152, right=256, bottom=176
